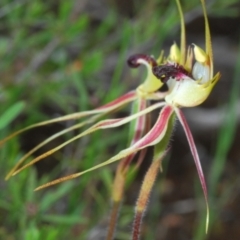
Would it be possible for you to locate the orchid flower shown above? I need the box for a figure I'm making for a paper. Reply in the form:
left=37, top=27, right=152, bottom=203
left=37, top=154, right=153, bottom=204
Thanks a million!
left=1, top=0, right=220, bottom=239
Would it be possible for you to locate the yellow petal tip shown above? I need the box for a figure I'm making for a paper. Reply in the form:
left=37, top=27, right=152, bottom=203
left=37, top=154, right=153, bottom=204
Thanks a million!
left=193, top=44, right=208, bottom=63
left=169, top=43, right=180, bottom=62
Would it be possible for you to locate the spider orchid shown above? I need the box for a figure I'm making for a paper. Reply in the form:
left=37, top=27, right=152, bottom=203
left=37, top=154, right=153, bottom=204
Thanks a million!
left=1, top=0, right=220, bottom=239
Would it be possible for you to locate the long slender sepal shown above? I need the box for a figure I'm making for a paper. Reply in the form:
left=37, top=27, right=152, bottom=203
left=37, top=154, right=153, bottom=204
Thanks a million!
left=200, top=0, right=213, bottom=76
left=0, top=91, right=137, bottom=147
left=11, top=102, right=166, bottom=179
left=5, top=114, right=102, bottom=180
left=131, top=105, right=173, bottom=150
left=175, top=0, right=186, bottom=64
left=33, top=104, right=172, bottom=191
left=175, top=107, right=209, bottom=233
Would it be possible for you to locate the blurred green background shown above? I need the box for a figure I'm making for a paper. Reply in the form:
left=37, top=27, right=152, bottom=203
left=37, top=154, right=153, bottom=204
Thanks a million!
left=1, top=0, right=240, bottom=239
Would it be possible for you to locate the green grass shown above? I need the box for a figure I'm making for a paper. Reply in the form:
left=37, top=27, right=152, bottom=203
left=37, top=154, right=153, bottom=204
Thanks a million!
left=1, top=0, right=239, bottom=239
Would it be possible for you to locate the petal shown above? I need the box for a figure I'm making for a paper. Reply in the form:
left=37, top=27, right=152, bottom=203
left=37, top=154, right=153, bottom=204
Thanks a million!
left=138, top=63, right=163, bottom=94
left=175, top=107, right=209, bottom=233
left=11, top=101, right=166, bottom=177
left=152, top=106, right=176, bottom=171
left=193, top=45, right=208, bottom=64
left=130, top=105, right=174, bottom=149
left=33, top=104, right=173, bottom=191
left=169, top=43, right=181, bottom=63
left=96, top=91, right=136, bottom=110
left=192, top=61, right=210, bottom=83
left=165, top=72, right=221, bottom=107
left=184, top=46, right=194, bottom=72
left=156, top=50, right=165, bottom=65
left=0, top=91, right=137, bottom=146
left=128, top=54, right=163, bottom=94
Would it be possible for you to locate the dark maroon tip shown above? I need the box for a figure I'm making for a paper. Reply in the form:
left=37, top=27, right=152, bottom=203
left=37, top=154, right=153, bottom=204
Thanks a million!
left=127, top=54, right=157, bottom=68
left=127, top=55, right=141, bottom=68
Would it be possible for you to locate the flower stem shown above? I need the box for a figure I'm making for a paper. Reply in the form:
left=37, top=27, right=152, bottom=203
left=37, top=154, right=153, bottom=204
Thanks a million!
left=132, top=211, right=142, bottom=240
left=132, top=158, right=161, bottom=240
left=106, top=201, right=121, bottom=240
left=106, top=162, right=125, bottom=240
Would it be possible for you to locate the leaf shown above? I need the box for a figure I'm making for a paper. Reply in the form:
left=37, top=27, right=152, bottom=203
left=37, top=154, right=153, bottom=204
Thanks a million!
left=41, top=214, right=87, bottom=224
left=0, top=101, right=25, bottom=130
left=39, top=181, right=75, bottom=212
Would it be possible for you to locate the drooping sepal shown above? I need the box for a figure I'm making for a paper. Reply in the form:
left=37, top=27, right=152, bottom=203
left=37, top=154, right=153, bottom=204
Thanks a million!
left=175, top=107, right=209, bottom=233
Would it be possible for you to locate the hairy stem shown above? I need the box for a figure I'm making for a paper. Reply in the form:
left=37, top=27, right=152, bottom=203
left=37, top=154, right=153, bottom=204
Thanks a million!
left=106, top=201, right=121, bottom=240
left=132, top=211, right=142, bottom=240
left=106, top=162, right=125, bottom=240
left=132, top=158, right=161, bottom=240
